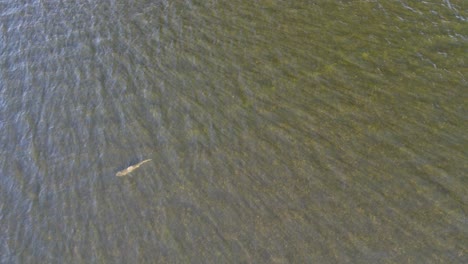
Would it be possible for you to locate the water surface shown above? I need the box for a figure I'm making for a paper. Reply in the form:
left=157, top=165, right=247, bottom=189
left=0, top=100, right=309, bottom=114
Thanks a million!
left=0, top=0, right=466, bottom=263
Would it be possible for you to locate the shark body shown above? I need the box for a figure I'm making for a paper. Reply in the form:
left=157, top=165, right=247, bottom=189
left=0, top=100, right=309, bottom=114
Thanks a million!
left=116, top=159, right=152, bottom=177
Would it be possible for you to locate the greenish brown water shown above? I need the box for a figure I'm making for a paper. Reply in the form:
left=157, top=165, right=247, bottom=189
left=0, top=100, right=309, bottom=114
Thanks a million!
left=0, top=0, right=466, bottom=263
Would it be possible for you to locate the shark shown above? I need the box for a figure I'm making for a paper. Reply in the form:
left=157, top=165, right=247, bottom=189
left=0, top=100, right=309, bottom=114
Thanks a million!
left=116, top=159, right=152, bottom=177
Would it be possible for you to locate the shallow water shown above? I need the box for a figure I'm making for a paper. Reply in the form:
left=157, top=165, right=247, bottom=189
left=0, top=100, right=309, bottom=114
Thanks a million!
left=1, top=0, right=466, bottom=263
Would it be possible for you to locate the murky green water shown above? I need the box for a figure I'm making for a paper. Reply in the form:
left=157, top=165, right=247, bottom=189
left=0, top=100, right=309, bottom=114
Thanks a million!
left=0, top=0, right=466, bottom=263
